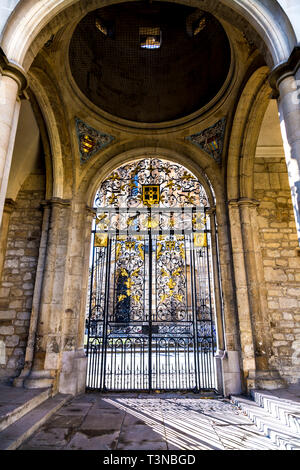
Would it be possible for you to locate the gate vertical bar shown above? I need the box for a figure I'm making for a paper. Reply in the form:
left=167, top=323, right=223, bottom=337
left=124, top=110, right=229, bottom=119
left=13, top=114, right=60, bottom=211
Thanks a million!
left=148, top=209, right=153, bottom=391
left=86, top=229, right=96, bottom=389
left=100, top=235, right=112, bottom=390
left=205, top=211, right=216, bottom=389
left=190, top=225, right=200, bottom=391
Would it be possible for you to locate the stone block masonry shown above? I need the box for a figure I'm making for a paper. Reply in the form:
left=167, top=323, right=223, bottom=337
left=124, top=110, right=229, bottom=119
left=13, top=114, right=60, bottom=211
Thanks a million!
left=0, top=173, right=45, bottom=382
left=254, top=157, right=300, bottom=384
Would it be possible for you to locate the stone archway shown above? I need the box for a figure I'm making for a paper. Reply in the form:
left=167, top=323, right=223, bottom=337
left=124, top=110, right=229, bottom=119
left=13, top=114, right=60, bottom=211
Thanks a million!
left=0, top=0, right=297, bottom=232
left=1, top=0, right=295, bottom=70
left=0, top=0, right=299, bottom=396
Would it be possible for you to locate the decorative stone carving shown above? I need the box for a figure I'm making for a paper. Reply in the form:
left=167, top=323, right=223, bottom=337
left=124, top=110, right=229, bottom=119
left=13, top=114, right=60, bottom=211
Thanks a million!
left=75, top=117, right=115, bottom=164
left=186, top=118, right=226, bottom=163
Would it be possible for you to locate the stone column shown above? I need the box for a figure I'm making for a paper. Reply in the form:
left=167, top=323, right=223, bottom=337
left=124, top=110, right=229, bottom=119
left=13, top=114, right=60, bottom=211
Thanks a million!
left=207, top=208, right=225, bottom=394
left=13, top=201, right=51, bottom=387
left=23, top=198, right=71, bottom=390
left=76, top=206, right=96, bottom=351
left=227, top=200, right=257, bottom=391
left=0, top=198, right=16, bottom=281
left=208, top=208, right=225, bottom=352
left=58, top=204, right=95, bottom=395
left=238, top=198, right=285, bottom=389
left=215, top=204, right=243, bottom=395
left=269, top=47, right=300, bottom=250
left=0, top=51, right=27, bottom=227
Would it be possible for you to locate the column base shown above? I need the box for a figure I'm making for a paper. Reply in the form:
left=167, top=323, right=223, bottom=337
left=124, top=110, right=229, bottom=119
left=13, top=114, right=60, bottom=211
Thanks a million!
left=13, top=365, right=33, bottom=388
left=23, top=370, right=54, bottom=389
left=58, top=349, right=87, bottom=396
left=215, top=357, right=224, bottom=395
left=221, top=350, right=243, bottom=396
left=247, top=370, right=287, bottom=392
left=13, top=376, right=27, bottom=388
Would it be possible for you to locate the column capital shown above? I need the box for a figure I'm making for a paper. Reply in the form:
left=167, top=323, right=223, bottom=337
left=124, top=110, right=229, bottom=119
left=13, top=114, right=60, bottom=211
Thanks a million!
left=269, top=46, right=300, bottom=97
left=227, top=198, right=260, bottom=208
left=45, top=197, right=71, bottom=208
left=206, top=206, right=216, bottom=215
left=0, top=48, right=28, bottom=95
left=3, top=198, right=16, bottom=214
left=86, top=205, right=97, bottom=217
left=40, top=198, right=72, bottom=213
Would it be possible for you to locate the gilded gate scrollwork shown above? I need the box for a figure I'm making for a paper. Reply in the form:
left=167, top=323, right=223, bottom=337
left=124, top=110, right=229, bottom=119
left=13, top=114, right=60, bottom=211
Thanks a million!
left=86, top=158, right=217, bottom=391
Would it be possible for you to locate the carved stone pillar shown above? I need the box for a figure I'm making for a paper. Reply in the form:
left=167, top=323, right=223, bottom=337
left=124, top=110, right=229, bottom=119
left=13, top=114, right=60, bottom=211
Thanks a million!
left=228, top=198, right=286, bottom=391
left=57, top=204, right=95, bottom=395
left=0, top=198, right=16, bottom=281
left=207, top=208, right=226, bottom=394
left=238, top=198, right=285, bottom=389
left=77, top=206, right=96, bottom=350
left=269, top=47, right=300, bottom=251
left=214, top=204, right=243, bottom=395
left=228, top=200, right=256, bottom=391
left=23, top=198, right=71, bottom=390
left=0, top=51, right=27, bottom=227
left=13, top=200, right=51, bottom=387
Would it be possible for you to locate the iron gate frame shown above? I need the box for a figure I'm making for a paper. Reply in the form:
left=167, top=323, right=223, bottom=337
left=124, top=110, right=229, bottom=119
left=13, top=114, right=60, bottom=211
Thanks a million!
left=85, top=205, right=218, bottom=393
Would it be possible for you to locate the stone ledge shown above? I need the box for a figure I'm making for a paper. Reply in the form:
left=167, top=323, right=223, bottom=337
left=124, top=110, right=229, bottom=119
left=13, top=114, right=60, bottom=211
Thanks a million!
left=0, top=385, right=51, bottom=432
left=0, top=392, right=71, bottom=450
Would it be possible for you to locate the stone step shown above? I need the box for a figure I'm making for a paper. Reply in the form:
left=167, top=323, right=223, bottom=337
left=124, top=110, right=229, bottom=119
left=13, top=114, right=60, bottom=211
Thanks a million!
left=0, top=393, right=71, bottom=450
left=0, top=387, right=51, bottom=432
left=251, top=389, right=300, bottom=434
left=231, top=395, right=300, bottom=450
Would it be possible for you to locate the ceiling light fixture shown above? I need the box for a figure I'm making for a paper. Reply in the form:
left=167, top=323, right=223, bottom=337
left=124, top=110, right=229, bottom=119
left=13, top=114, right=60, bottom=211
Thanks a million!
left=193, top=17, right=206, bottom=36
left=139, top=27, right=161, bottom=49
left=95, top=17, right=108, bottom=35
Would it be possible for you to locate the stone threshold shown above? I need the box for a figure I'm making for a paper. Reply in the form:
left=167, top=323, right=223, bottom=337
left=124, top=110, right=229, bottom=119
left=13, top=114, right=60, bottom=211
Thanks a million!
left=0, top=384, right=51, bottom=432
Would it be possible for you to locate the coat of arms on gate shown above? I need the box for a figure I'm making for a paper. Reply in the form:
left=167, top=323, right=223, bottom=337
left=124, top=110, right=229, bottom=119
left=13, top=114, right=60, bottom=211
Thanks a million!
left=75, top=117, right=115, bottom=164
left=142, top=185, right=160, bottom=206
left=185, top=118, right=226, bottom=163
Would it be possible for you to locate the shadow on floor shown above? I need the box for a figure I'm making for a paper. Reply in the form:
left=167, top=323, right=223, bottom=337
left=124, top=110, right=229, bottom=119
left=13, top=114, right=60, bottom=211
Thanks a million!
left=18, top=392, right=277, bottom=450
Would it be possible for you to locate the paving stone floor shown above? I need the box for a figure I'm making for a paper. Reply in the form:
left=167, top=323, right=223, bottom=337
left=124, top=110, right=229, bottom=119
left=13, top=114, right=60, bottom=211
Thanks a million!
left=19, top=393, right=278, bottom=450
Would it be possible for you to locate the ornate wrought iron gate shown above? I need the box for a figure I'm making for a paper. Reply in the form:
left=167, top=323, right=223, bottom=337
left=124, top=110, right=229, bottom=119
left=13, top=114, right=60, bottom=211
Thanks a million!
left=86, top=159, right=217, bottom=392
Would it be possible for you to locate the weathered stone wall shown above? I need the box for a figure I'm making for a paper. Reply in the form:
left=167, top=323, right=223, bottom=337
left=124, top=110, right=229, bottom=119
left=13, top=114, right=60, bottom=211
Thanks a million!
left=254, top=156, right=300, bottom=384
left=0, top=171, right=45, bottom=383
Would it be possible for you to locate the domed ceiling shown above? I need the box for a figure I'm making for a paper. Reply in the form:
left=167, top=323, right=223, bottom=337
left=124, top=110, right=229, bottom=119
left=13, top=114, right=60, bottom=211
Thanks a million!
left=69, top=2, right=231, bottom=123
